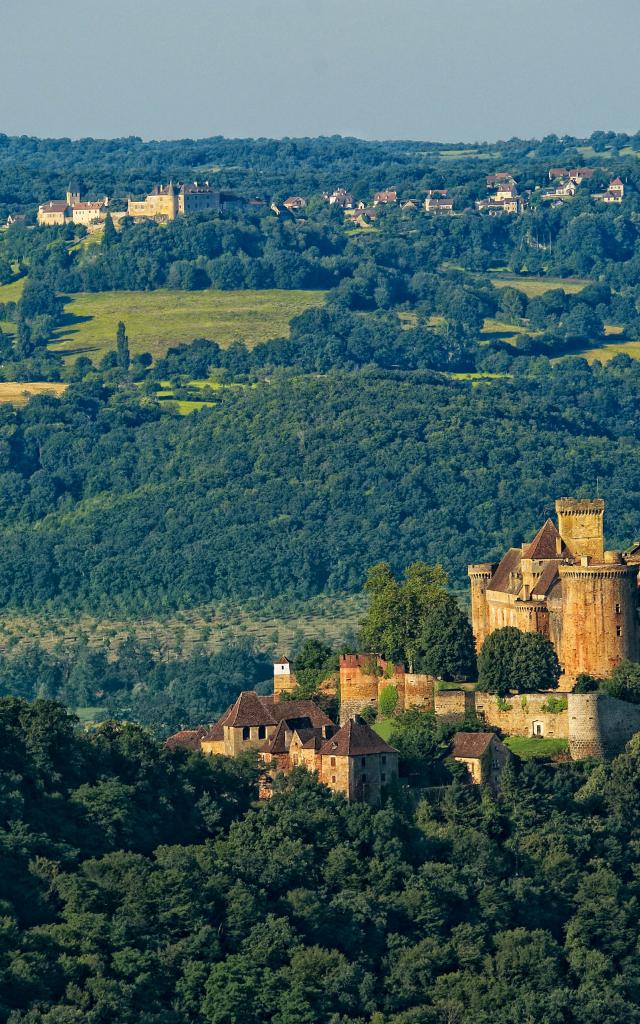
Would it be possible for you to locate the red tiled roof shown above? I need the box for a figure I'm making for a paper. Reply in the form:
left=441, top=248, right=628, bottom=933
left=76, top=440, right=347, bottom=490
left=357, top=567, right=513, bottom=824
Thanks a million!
left=452, top=732, right=495, bottom=758
left=40, top=201, right=68, bottom=212
left=320, top=718, right=398, bottom=757
left=523, top=518, right=565, bottom=560
left=225, top=691, right=278, bottom=728
left=165, top=727, right=207, bottom=751
left=269, top=699, right=333, bottom=729
left=486, top=548, right=522, bottom=595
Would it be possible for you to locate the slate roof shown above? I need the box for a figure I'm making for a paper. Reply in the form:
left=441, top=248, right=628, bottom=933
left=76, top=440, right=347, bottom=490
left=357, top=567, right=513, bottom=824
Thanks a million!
left=320, top=718, right=398, bottom=757
left=452, top=732, right=496, bottom=759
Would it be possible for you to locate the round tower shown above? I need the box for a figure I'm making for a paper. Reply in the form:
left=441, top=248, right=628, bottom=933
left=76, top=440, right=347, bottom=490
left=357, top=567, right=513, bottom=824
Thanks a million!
left=468, top=563, right=496, bottom=651
left=558, top=554, right=639, bottom=681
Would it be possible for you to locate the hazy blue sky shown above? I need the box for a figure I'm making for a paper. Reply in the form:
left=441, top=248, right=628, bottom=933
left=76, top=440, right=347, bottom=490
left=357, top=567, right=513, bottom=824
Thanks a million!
left=2, top=0, right=639, bottom=142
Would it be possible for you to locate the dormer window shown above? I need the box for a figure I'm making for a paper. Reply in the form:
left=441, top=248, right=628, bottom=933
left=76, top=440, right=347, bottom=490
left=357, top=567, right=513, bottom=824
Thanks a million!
left=258, top=725, right=266, bottom=740
left=242, top=726, right=250, bottom=741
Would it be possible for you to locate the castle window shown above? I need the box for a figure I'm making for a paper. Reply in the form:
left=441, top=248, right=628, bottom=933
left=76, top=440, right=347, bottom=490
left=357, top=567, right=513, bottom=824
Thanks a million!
left=617, top=625, right=623, bottom=637
left=361, top=774, right=367, bottom=783
left=615, top=603, right=621, bottom=614
left=258, top=725, right=266, bottom=740
left=242, top=726, right=250, bottom=741
left=330, top=757, right=336, bottom=767
left=331, top=775, right=336, bottom=783
left=361, top=757, right=366, bottom=767
left=381, top=755, right=387, bottom=765
left=381, top=773, right=386, bottom=783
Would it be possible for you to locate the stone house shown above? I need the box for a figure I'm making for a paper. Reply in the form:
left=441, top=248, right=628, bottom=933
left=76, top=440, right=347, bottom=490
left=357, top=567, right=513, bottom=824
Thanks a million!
left=188, top=690, right=334, bottom=758
left=38, top=190, right=108, bottom=227
left=318, top=717, right=399, bottom=804
left=594, top=178, right=625, bottom=204
left=283, top=196, right=306, bottom=210
left=452, top=731, right=510, bottom=788
left=424, top=190, right=454, bottom=213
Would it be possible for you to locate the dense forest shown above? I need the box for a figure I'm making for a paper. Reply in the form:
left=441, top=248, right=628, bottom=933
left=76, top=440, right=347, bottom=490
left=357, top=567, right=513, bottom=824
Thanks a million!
left=0, top=359, right=637, bottom=614
left=4, top=697, right=640, bottom=1023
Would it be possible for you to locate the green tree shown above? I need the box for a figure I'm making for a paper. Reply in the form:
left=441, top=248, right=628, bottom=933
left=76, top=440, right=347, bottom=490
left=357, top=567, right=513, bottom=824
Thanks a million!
left=477, top=627, right=560, bottom=695
left=604, top=660, right=640, bottom=704
left=419, top=595, right=477, bottom=681
left=379, top=683, right=399, bottom=717
left=359, top=561, right=452, bottom=671
left=102, top=211, right=117, bottom=247
left=116, top=321, right=130, bottom=374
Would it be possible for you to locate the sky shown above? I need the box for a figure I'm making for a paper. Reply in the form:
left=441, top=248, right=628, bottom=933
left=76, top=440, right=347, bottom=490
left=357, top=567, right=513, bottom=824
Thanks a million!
left=2, top=0, right=639, bottom=143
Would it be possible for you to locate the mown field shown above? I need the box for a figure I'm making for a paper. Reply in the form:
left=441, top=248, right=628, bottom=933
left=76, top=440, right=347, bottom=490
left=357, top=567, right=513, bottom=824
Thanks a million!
left=0, top=381, right=67, bottom=405
left=490, top=274, right=589, bottom=297
left=48, top=288, right=327, bottom=361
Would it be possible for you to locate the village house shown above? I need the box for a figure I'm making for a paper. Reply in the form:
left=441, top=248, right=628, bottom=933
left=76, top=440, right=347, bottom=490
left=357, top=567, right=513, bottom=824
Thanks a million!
left=486, top=172, right=516, bottom=189
left=326, top=188, right=355, bottom=209
left=548, top=167, right=596, bottom=184
left=283, top=196, right=306, bottom=210
left=451, top=732, right=510, bottom=789
left=542, top=178, right=577, bottom=202
left=477, top=175, right=525, bottom=215
left=424, top=190, right=454, bottom=213
left=373, top=189, right=398, bottom=206
left=594, top=177, right=625, bottom=204
left=37, top=189, right=109, bottom=227
left=195, top=690, right=334, bottom=758
left=317, top=717, right=399, bottom=805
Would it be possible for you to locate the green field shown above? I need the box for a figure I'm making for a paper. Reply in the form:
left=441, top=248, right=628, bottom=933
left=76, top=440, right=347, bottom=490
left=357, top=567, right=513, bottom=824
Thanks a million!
left=490, top=275, right=589, bottom=298
left=504, top=736, right=568, bottom=760
left=48, top=288, right=326, bottom=362
left=0, top=276, right=27, bottom=303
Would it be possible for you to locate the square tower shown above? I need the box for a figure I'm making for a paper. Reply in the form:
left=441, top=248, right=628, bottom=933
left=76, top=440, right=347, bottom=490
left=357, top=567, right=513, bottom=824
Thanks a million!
left=555, top=498, right=604, bottom=560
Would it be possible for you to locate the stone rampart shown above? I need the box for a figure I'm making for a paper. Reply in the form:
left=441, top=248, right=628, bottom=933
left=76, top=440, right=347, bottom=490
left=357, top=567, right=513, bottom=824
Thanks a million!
left=473, top=692, right=569, bottom=740
left=434, top=689, right=476, bottom=723
left=402, top=673, right=436, bottom=712
left=568, top=692, right=640, bottom=759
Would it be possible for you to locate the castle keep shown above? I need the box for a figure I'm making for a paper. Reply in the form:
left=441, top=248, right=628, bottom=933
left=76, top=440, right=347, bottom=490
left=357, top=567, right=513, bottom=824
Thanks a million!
left=469, top=498, right=640, bottom=684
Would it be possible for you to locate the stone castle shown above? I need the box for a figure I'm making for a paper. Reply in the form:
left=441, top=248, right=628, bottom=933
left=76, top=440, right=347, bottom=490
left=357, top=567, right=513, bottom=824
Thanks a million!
left=469, top=498, right=640, bottom=684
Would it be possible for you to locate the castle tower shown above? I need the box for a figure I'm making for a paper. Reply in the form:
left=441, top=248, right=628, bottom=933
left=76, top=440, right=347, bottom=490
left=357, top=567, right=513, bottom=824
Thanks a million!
left=556, top=498, right=604, bottom=560
left=66, top=188, right=81, bottom=208
left=339, top=654, right=384, bottom=725
left=273, top=657, right=296, bottom=701
left=558, top=552, right=639, bottom=680
left=468, top=563, right=496, bottom=651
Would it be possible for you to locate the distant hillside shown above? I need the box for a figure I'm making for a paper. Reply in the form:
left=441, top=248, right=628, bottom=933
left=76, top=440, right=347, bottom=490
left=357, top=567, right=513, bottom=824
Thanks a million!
left=0, top=361, right=638, bottom=614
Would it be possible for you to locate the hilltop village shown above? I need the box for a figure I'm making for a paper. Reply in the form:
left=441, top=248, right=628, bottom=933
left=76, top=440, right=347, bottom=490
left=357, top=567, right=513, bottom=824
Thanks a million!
left=32, top=162, right=626, bottom=230
left=168, top=496, right=640, bottom=804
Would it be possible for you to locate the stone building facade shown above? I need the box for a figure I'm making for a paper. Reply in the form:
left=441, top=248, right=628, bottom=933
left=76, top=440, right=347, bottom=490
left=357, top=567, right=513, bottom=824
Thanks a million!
left=469, top=498, right=640, bottom=685
left=452, top=732, right=510, bottom=788
left=338, top=653, right=436, bottom=724
left=127, top=182, right=247, bottom=220
left=318, top=718, right=399, bottom=805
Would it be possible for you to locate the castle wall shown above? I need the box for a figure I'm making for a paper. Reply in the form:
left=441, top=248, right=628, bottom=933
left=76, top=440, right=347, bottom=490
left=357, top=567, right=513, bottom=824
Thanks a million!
left=473, top=692, right=569, bottom=739
left=568, top=692, right=640, bottom=759
left=558, top=561, right=639, bottom=680
left=339, top=658, right=380, bottom=724
left=403, top=674, right=436, bottom=712
left=434, top=689, right=476, bottom=723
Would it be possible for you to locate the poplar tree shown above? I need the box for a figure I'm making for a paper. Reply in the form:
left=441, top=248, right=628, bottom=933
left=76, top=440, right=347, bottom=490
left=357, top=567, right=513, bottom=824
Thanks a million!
left=116, top=321, right=130, bottom=373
